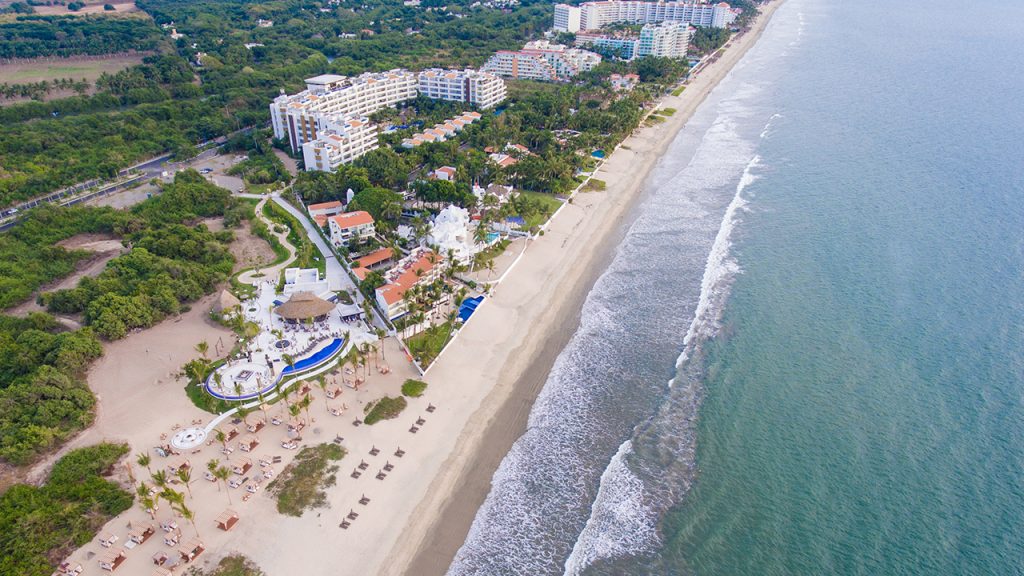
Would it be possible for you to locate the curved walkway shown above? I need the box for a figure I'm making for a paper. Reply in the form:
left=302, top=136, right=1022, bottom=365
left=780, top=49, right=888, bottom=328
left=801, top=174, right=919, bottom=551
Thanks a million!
left=236, top=197, right=298, bottom=286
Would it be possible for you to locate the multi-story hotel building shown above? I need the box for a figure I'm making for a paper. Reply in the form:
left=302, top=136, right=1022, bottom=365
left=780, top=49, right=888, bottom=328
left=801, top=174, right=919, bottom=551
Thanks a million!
left=272, top=68, right=504, bottom=172
left=483, top=41, right=602, bottom=82
left=271, top=70, right=418, bottom=154
left=302, top=115, right=379, bottom=172
left=417, top=68, right=507, bottom=110
left=554, top=1, right=735, bottom=32
left=576, top=20, right=692, bottom=60
left=637, top=21, right=692, bottom=58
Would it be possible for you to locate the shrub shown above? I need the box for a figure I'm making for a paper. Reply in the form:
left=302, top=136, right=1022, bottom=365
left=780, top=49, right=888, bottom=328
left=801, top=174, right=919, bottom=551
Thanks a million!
left=401, top=379, right=427, bottom=398
left=363, top=396, right=407, bottom=425
left=266, top=444, right=345, bottom=517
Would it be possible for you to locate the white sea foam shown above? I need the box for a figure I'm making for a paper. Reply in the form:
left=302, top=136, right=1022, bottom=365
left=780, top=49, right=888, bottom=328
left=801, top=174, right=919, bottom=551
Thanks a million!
left=448, top=12, right=797, bottom=575
left=563, top=441, right=658, bottom=575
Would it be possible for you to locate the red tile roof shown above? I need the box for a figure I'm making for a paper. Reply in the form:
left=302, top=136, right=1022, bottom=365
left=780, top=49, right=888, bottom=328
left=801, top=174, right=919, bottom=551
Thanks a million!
left=330, top=211, right=374, bottom=229
left=308, top=200, right=343, bottom=211
left=355, top=247, right=394, bottom=269
left=376, top=251, right=441, bottom=306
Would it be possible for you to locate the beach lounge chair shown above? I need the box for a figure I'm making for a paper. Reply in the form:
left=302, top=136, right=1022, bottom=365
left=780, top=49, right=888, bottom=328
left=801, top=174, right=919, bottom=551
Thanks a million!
left=99, top=533, right=118, bottom=548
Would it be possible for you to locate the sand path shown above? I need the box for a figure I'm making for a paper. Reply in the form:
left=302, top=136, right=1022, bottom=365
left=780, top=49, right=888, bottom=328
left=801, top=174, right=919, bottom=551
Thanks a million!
left=236, top=197, right=297, bottom=286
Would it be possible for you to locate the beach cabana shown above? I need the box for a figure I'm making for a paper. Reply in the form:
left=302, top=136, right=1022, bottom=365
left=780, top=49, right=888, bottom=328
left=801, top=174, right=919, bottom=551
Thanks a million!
left=159, top=519, right=177, bottom=533
left=151, top=551, right=170, bottom=566
left=58, top=561, right=83, bottom=575
left=239, top=435, right=260, bottom=452
left=326, top=384, right=343, bottom=399
left=231, top=457, right=253, bottom=475
left=215, top=509, right=239, bottom=531
left=274, top=291, right=335, bottom=323
left=152, top=568, right=174, bottom=576
left=98, top=549, right=127, bottom=572
left=178, top=539, right=205, bottom=563
left=129, top=524, right=155, bottom=545
left=99, top=532, right=118, bottom=548
left=246, top=420, right=265, bottom=433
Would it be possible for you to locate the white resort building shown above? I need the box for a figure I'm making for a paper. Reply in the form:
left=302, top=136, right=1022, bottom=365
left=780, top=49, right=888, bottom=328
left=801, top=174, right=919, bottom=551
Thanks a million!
left=577, top=21, right=692, bottom=60
left=417, top=68, right=507, bottom=109
left=271, top=70, right=418, bottom=154
left=553, top=1, right=735, bottom=32
left=271, top=67, right=504, bottom=172
left=427, top=205, right=480, bottom=265
left=328, top=211, right=376, bottom=247
left=483, top=40, right=602, bottom=82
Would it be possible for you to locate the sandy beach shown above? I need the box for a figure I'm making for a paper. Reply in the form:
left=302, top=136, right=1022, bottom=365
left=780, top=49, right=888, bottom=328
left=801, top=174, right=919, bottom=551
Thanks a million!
left=33, top=4, right=784, bottom=574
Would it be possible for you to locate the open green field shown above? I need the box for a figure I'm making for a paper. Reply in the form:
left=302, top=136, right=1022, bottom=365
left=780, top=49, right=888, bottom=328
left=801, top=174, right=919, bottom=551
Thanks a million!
left=0, top=53, right=145, bottom=83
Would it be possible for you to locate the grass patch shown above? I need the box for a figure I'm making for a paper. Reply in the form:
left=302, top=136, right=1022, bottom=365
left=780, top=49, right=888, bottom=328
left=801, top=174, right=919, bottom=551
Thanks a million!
left=672, top=85, right=686, bottom=96
left=658, top=107, right=677, bottom=116
left=336, top=291, right=354, bottom=305
left=266, top=444, right=345, bottom=517
left=581, top=178, right=607, bottom=192
left=474, top=238, right=509, bottom=268
left=401, top=379, right=428, bottom=397
left=405, top=322, right=454, bottom=367
left=515, top=191, right=563, bottom=229
left=186, top=555, right=265, bottom=576
left=0, top=443, right=134, bottom=576
left=364, top=396, right=408, bottom=424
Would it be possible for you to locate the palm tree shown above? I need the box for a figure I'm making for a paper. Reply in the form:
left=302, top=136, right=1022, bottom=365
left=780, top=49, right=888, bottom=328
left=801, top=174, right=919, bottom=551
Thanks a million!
left=300, top=395, right=312, bottom=424
left=214, top=428, right=227, bottom=451
left=237, top=404, right=251, bottom=426
left=195, top=341, right=209, bottom=359
left=176, top=468, right=194, bottom=499
left=288, top=402, right=302, bottom=422
left=136, top=453, right=152, bottom=476
left=173, top=499, right=201, bottom=538
left=151, top=470, right=169, bottom=492
left=214, top=466, right=233, bottom=504
left=375, top=328, right=387, bottom=363
left=316, top=375, right=329, bottom=412
left=207, top=459, right=220, bottom=490
left=256, top=390, right=270, bottom=423
left=136, top=482, right=157, bottom=519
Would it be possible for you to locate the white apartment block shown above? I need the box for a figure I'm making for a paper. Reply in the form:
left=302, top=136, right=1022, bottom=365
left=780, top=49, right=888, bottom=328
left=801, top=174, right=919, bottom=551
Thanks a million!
left=417, top=68, right=507, bottom=109
left=270, top=70, right=418, bottom=154
left=483, top=41, right=602, bottom=82
left=638, top=21, right=692, bottom=58
left=328, top=211, right=376, bottom=247
left=553, top=3, right=582, bottom=32
left=302, top=115, right=379, bottom=172
left=576, top=33, right=640, bottom=60
left=558, top=1, right=736, bottom=31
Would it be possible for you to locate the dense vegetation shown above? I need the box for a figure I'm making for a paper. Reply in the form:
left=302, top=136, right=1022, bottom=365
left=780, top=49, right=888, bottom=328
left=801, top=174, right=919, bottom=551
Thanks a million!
left=363, top=395, right=408, bottom=425
left=266, top=443, right=345, bottom=516
left=0, top=0, right=551, bottom=207
left=0, top=204, right=128, bottom=309
left=0, top=313, right=102, bottom=463
left=0, top=443, right=133, bottom=576
left=0, top=15, right=163, bottom=59
left=40, top=171, right=239, bottom=339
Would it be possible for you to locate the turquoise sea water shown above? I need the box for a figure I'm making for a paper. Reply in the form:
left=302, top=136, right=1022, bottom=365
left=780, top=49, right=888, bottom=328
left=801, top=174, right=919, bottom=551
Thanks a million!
left=450, top=0, right=1024, bottom=574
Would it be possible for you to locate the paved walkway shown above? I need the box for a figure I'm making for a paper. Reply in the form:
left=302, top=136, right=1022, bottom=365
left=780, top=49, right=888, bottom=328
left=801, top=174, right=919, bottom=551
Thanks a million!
left=236, top=197, right=298, bottom=285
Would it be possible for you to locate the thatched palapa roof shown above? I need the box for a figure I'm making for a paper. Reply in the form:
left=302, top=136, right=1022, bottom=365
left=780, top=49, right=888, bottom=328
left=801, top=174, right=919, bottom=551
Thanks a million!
left=213, top=289, right=241, bottom=312
left=275, top=291, right=334, bottom=320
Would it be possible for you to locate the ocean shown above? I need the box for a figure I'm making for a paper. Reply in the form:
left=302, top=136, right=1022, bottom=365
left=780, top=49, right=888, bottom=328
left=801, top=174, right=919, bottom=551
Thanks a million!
left=448, top=0, right=1024, bottom=574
